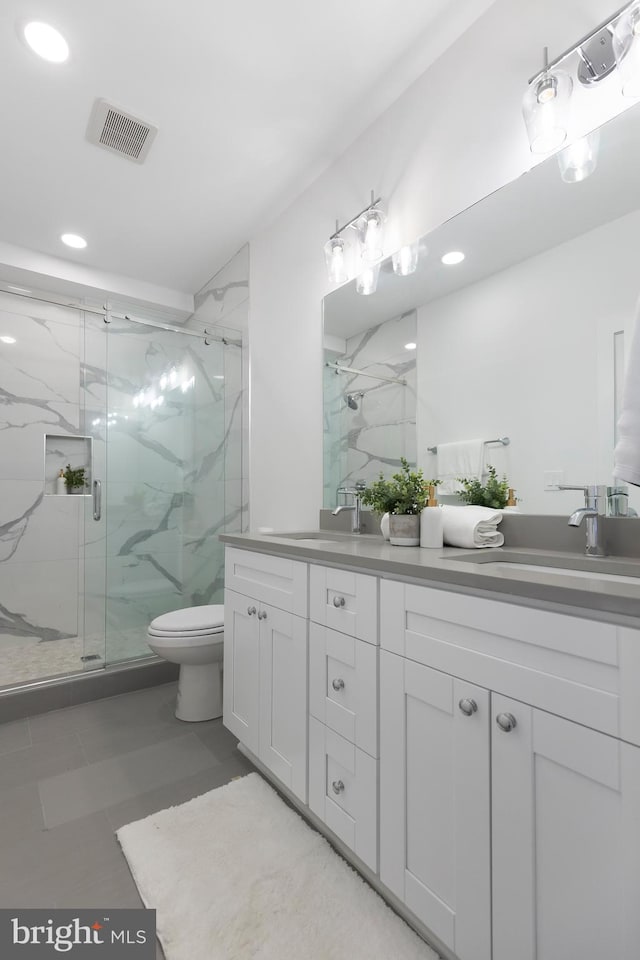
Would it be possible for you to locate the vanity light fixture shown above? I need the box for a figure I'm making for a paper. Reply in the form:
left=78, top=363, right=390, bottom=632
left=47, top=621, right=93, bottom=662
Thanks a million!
left=392, top=242, right=420, bottom=276
left=60, top=233, right=87, bottom=249
left=557, top=129, right=601, bottom=182
left=324, top=190, right=385, bottom=287
left=523, top=3, right=640, bottom=155
left=441, top=251, right=465, bottom=265
left=23, top=21, right=69, bottom=63
left=356, top=262, right=381, bottom=296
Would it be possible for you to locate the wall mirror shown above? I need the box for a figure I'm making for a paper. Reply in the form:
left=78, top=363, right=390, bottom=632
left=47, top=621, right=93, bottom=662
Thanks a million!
left=323, top=101, right=640, bottom=515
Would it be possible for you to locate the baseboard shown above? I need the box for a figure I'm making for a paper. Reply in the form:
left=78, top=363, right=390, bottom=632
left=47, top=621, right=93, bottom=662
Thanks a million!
left=235, top=741, right=455, bottom=960
left=0, top=658, right=179, bottom=724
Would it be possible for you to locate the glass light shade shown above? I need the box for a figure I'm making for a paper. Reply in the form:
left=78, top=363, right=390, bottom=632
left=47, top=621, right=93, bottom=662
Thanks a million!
left=557, top=130, right=600, bottom=183
left=522, top=69, right=573, bottom=154
left=356, top=262, right=381, bottom=296
left=613, top=3, right=640, bottom=97
left=357, top=207, right=386, bottom=262
left=392, top=242, right=419, bottom=276
left=324, top=236, right=349, bottom=284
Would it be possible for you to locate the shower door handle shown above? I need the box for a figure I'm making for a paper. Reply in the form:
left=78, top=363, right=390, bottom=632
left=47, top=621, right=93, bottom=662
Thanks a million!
left=93, top=479, right=102, bottom=521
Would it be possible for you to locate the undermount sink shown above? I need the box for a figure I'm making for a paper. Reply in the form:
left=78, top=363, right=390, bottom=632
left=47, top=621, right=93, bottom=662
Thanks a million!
left=267, top=531, right=362, bottom=544
left=451, top=552, right=640, bottom=585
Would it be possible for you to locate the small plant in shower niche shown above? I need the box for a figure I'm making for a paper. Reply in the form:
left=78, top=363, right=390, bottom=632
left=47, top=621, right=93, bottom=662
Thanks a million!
left=63, top=464, right=87, bottom=494
left=457, top=465, right=511, bottom=509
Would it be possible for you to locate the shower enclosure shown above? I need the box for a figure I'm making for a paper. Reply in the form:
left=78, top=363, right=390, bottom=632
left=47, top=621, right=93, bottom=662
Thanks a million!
left=0, top=289, right=243, bottom=691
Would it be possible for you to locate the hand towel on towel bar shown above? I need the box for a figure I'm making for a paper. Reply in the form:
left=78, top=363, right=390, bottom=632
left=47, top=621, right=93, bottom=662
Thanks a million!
left=614, top=300, right=640, bottom=485
left=436, top=439, right=485, bottom=495
left=441, top=504, right=504, bottom=549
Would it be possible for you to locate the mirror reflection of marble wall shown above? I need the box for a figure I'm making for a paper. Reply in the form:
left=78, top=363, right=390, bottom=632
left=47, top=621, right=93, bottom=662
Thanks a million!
left=323, top=102, right=640, bottom=515
left=323, top=310, right=416, bottom=507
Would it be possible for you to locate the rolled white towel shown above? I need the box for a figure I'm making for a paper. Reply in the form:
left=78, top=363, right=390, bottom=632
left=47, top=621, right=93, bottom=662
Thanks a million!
left=441, top=504, right=504, bottom=549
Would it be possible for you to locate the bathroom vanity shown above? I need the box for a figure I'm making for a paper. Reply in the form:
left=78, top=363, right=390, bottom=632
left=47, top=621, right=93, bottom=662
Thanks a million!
left=221, top=532, right=640, bottom=960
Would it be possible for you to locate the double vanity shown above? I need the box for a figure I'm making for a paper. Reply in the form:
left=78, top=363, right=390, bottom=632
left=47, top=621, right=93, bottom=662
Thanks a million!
left=221, top=527, right=640, bottom=960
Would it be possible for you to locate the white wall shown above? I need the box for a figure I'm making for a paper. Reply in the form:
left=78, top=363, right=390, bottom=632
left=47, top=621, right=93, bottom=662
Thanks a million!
left=248, top=0, right=632, bottom=531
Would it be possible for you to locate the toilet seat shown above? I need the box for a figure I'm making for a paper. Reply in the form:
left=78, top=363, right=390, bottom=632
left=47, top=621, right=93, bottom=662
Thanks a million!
left=148, top=604, right=224, bottom=635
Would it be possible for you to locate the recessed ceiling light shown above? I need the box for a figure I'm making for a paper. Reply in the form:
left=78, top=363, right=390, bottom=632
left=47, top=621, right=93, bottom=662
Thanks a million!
left=0, top=336, right=17, bottom=344
left=6, top=284, right=31, bottom=294
left=441, top=251, right=465, bottom=265
left=61, top=233, right=87, bottom=249
left=23, top=22, right=69, bottom=63
left=404, top=342, right=417, bottom=351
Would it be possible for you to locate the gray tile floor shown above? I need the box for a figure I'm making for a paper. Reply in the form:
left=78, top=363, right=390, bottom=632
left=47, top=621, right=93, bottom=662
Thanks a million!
left=0, top=681, right=253, bottom=959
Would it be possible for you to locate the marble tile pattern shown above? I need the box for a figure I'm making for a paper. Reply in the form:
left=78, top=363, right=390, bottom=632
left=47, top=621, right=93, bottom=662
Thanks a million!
left=0, top=289, right=245, bottom=688
left=324, top=310, right=417, bottom=506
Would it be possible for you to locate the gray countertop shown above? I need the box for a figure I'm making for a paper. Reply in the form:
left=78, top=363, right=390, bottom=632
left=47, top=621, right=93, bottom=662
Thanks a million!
left=219, top=530, right=640, bottom=627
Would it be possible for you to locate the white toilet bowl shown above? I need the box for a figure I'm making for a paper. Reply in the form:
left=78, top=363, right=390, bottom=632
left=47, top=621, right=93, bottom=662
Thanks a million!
left=147, top=604, right=224, bottom=722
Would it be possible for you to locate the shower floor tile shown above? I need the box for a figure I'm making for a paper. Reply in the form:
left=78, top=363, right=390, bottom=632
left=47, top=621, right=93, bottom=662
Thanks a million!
left=0, top=635, right=84, bottom=688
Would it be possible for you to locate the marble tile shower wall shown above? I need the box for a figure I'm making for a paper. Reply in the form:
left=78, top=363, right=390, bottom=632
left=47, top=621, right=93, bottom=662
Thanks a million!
left=324, top=310, right=417, bottom=506
left=0, top=289, right=242, bottom=685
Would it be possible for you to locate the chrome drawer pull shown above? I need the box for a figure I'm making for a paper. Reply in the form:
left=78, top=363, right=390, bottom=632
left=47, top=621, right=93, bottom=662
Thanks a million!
left=247, top=606, right=257, bottom=616
left=258, top=610, right=268, bottom=620
left=332, top=678, right=345, bottom=692
left=333, top=596, right=346, bottom=608
left=458, top=698, right=478, bottom=717
left=331, top=779, right=345, bottom=795
left=496, top=712, right=517, bottom=733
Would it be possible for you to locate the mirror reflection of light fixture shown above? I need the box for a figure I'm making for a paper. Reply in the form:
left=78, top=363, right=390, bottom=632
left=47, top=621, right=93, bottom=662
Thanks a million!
left=557, top=129, right=601, bottom=182
left=613, top=1, right=640, bottom=96
left=523, top=48, right=573, bottom=154
left=392, top=241, right=419, bottom=276
left=356, top=262, right=381, bottom=296
left=324, top=190, right=384, bottom=285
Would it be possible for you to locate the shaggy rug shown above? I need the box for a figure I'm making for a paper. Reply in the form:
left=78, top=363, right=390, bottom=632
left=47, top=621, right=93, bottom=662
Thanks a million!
left=117, top=772, right=438, bottom=960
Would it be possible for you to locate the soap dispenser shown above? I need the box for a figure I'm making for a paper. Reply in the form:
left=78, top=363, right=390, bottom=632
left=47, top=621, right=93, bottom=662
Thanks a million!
left=56, top=469, right=66, bottom=496
left=420, top=485, right=443, bottom=548
left=502, top=488, right=519, bottom=513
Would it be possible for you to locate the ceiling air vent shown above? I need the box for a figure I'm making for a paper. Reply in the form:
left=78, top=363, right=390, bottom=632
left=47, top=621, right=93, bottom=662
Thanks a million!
left=86, top=98, right=158, bottom=163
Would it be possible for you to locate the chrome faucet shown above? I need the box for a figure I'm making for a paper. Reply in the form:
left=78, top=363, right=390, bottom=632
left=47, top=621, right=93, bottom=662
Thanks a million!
left=557, top=484, right=608, bottom=557
left=332, top=483, right=365, bottom=534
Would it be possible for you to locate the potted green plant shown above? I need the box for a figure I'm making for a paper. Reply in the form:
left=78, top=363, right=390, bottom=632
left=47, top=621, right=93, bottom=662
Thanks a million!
left=457, top=464, right=511, bottom=509
left=63, top=463, right=87, bottom=494
left=361, top=458, right=436, bottom=545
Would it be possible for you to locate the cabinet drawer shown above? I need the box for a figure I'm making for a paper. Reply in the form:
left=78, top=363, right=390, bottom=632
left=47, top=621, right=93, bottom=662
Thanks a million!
left=309, top=623, right=378, bottom=757
left=309, top=564, right=377, bottom=643
left=309, top=717, right=377, bottom=871
left=225, top=547, right=307, bottom=616
left=380, top=579, right=640, bottom=741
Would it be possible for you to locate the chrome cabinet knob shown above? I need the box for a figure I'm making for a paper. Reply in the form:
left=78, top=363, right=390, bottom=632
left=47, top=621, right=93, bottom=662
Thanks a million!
left=257, top=610, right=267, bottom=620
left=458, top=698, right=478, bottom=717
left=333, top=595, right=346, bottom=608
left=332, top=678, right=345, bottom=692
left=496, top=712, right=517, bottom=733
left=331, top=779, right=345, bottom=795
left=247, top=606, right=257, bottom=616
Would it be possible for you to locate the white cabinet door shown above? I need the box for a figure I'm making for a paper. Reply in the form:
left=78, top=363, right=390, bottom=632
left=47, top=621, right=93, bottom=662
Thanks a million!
left=380, top=651, right=491, bottom=960
left=259, top=604, right=308, bottom=802
left=492, top=694, right=640, bottom=960
left=223, top=589, right=260, bottom=755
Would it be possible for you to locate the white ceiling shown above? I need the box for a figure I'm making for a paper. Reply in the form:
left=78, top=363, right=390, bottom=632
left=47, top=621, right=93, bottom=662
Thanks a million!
left=0, top=0, right=486, bottom=297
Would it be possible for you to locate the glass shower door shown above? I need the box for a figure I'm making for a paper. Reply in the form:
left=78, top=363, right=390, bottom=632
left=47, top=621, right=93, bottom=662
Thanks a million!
left=101, top=316, right=227, bottom=666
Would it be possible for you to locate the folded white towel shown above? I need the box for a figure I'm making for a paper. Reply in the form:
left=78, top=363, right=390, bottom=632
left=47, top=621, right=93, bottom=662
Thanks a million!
left=441, top=504, right=504, bottom=549
left=614, top=301, right=640, bottom=486
left=436, top=439, right=485, bottom=495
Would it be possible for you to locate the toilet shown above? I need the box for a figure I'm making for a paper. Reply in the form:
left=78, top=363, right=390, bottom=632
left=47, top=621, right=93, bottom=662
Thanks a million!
left=147, top=604, right=224, bottom=722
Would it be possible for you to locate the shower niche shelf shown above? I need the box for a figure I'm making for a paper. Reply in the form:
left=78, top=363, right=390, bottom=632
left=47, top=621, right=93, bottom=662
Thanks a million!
left=45, top=435, right=92, bottom=496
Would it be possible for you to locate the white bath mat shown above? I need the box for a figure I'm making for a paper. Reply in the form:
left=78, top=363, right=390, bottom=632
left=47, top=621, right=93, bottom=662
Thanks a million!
left=117, top=772, right=438, bottom=960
